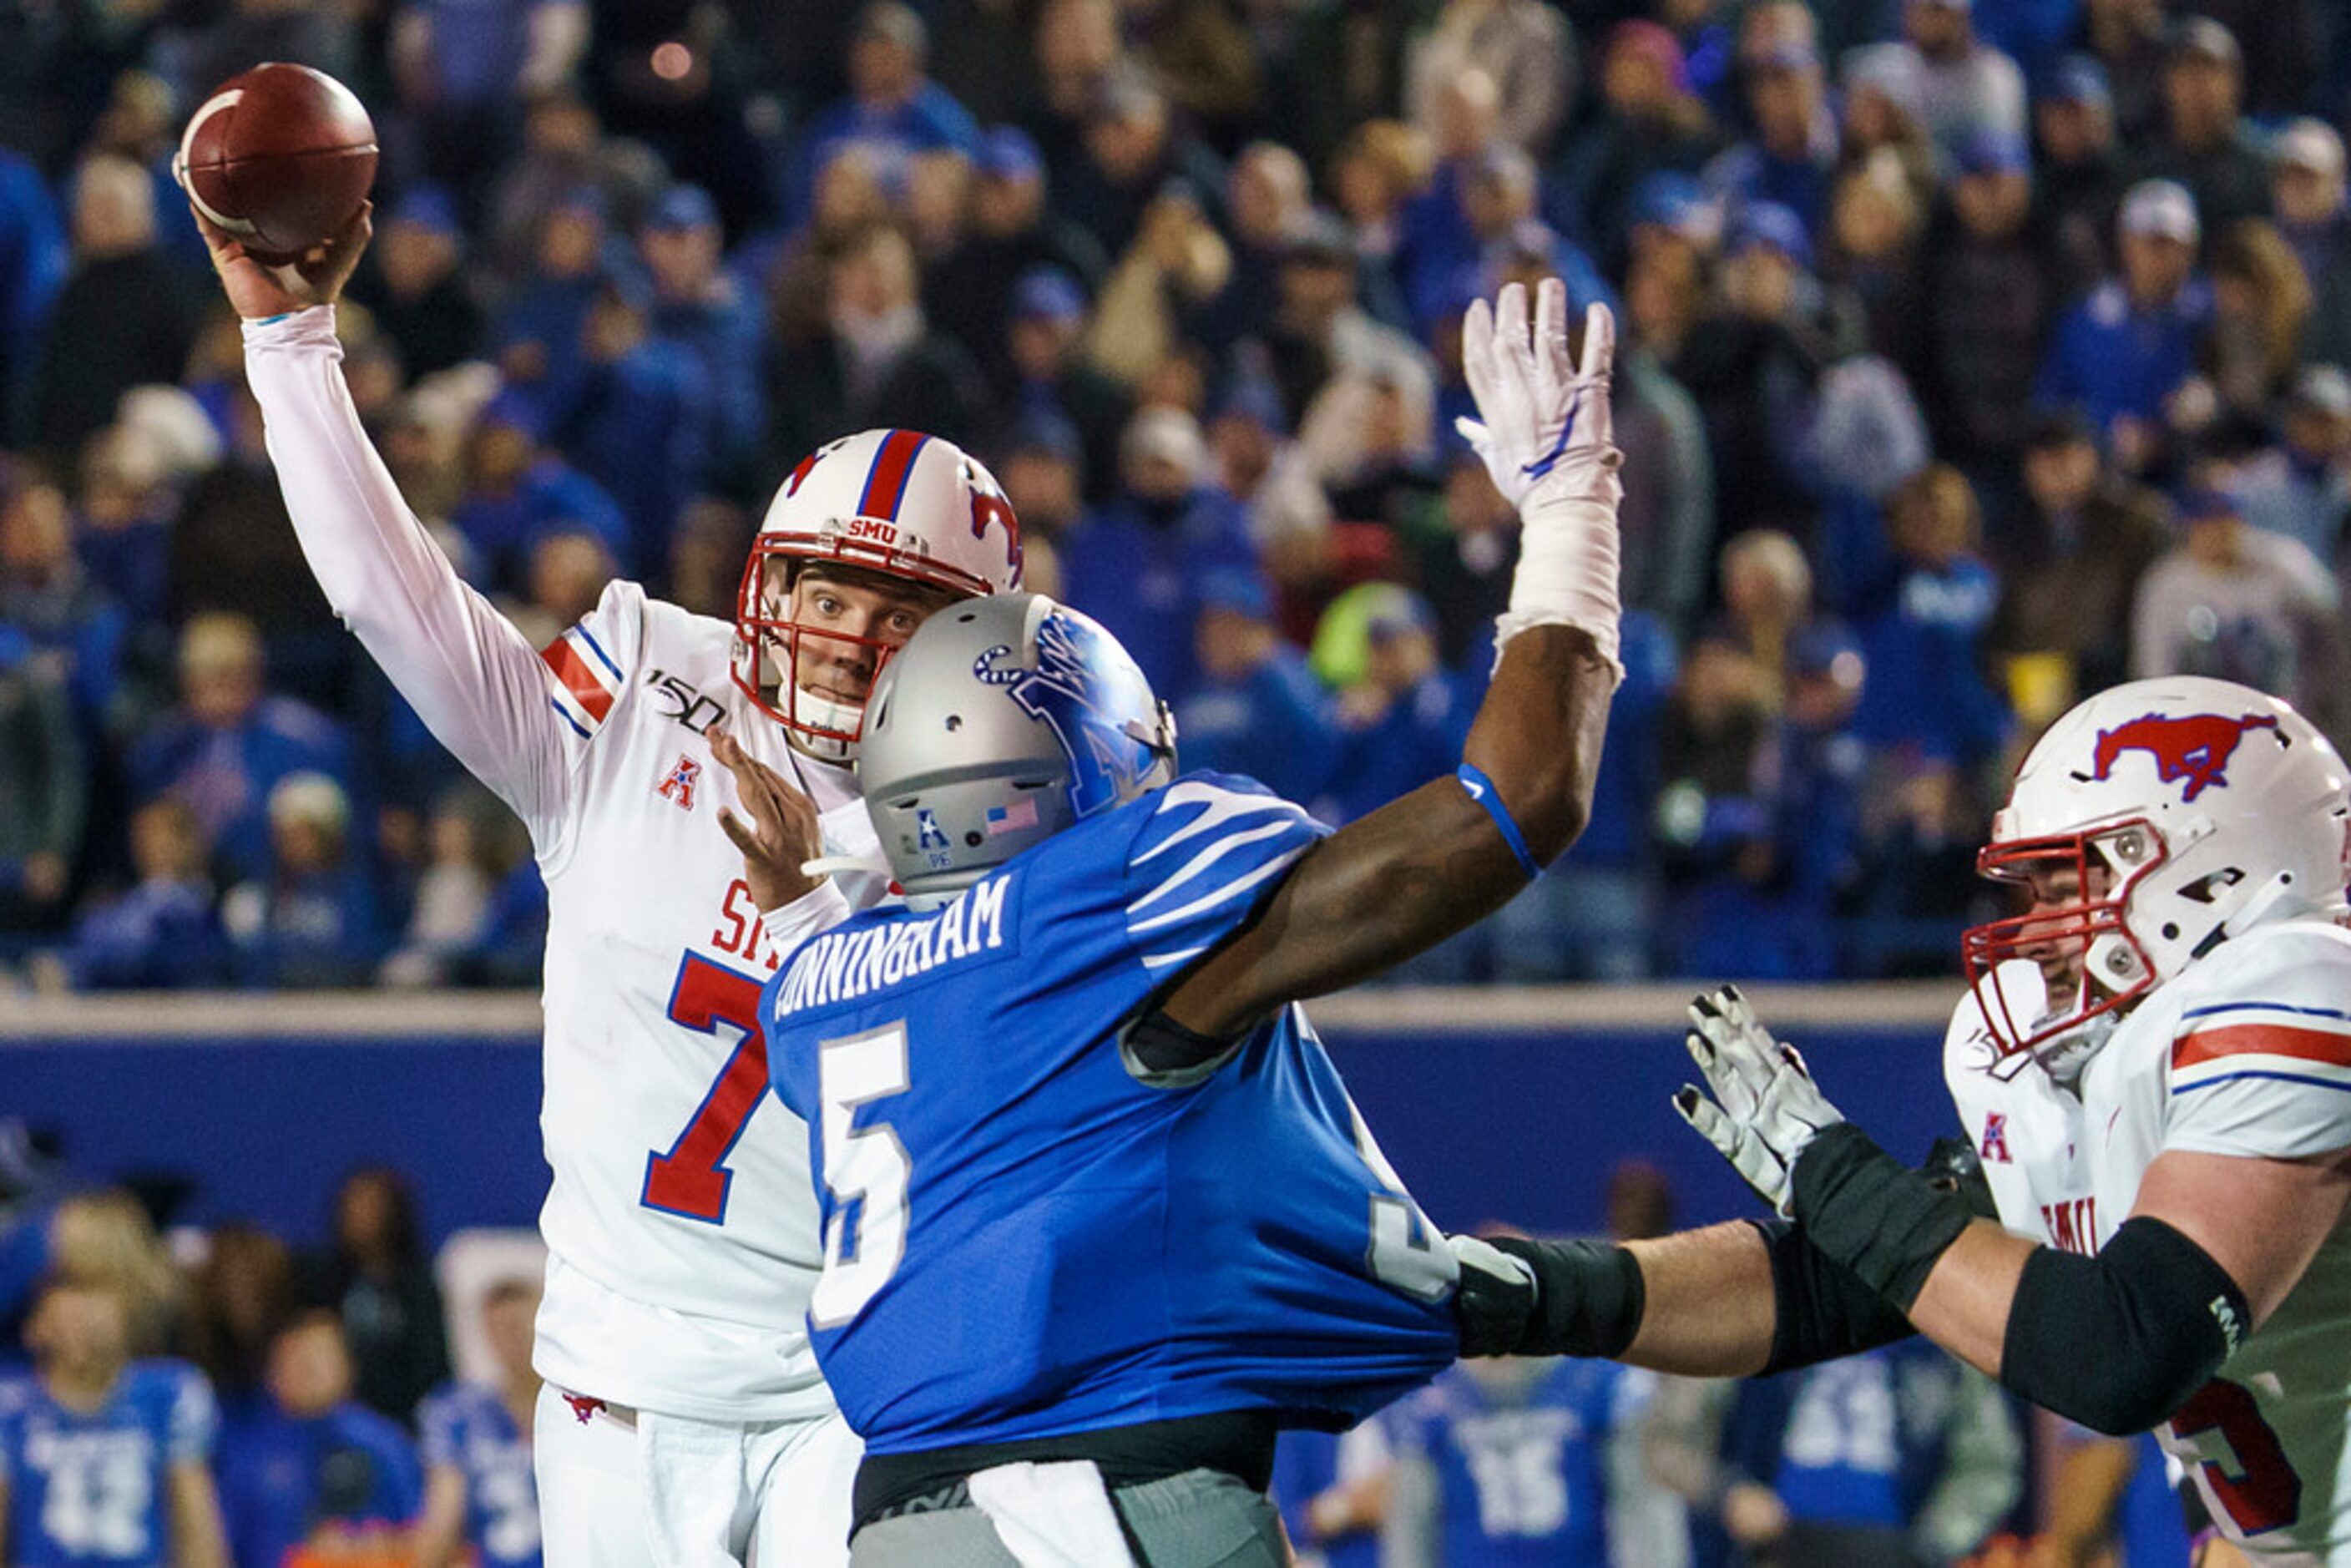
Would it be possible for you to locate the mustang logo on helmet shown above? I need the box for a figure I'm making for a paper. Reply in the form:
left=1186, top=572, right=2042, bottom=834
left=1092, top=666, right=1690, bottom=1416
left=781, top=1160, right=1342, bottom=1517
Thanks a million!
left=975, top=612, right=1170, bottom=819
left=2091, top=711, right=2282, bottom=804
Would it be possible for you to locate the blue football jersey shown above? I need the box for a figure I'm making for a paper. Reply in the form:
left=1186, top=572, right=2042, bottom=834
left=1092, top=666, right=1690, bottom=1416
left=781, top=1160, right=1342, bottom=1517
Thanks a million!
left=0, top=1361, right=216, bottom=1568
left=418, top=1383, right=540, bottom=1567
left=1392, top=1359, right=1625, bottom=1566
left=766, top=772, right=1460, bottom=1454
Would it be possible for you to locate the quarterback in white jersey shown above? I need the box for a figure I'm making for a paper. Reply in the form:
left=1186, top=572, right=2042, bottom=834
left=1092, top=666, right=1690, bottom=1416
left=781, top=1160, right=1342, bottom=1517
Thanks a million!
left=196, top=205, right=1021, bottom=1565
left=1452, top=676, right=2351, bottom=1566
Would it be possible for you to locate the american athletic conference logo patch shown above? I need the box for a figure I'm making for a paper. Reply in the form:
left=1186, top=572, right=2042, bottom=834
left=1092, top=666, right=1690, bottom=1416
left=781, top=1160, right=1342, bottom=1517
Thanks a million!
left=2091, top=712, right=2278, bottom=803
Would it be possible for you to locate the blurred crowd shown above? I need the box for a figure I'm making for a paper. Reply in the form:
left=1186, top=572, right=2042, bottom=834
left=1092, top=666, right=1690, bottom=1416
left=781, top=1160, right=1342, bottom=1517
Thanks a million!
left=4, top=0, right=2351, bottom=987
left=3, top=1136, right=2185, bottom=1565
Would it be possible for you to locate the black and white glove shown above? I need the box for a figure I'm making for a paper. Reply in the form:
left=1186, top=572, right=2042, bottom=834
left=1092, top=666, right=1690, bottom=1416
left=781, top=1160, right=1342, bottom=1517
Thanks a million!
left=1449, top=1233, right=1538, bottom=1357
left=1674, top=985, right=1846, bottom=1216
left=1455, top=278, right=1624, bottom=679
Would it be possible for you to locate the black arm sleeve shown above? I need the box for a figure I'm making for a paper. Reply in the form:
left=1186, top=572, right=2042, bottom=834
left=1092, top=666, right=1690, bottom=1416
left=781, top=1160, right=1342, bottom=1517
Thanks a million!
left=1752, top=1217, right=1920, bottom=1373
left=2000, top=1216, right=2250, bottom=1437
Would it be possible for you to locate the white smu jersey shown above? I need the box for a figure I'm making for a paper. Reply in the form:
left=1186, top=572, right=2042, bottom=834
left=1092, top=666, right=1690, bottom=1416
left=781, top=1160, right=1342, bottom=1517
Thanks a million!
left=1946, top=923, right=2351, bottom=1565
left=246, top=308, right=892, bottom=1422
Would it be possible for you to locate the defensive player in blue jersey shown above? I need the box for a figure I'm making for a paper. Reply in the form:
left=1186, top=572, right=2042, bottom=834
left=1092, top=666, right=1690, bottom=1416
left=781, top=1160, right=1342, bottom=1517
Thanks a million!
left=0, top=1276, right=228, bottom=1567
left=737, top=277, right=1622, bottom=1564
left=414, top=1277, right=543, bottom=1568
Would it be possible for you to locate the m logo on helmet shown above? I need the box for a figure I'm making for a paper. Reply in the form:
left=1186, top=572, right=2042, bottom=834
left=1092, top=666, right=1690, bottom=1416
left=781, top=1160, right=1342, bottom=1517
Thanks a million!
left=975, top=611, right=1166, bottom=819
left=2091, top=711, right=2280, bottom=803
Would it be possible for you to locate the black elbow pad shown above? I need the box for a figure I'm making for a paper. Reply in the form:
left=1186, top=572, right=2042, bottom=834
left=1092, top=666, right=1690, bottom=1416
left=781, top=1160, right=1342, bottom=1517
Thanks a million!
left=1753, top=1218, right=1919, bottom=1374
left=2000, top=1217, right=2250, bottom=1436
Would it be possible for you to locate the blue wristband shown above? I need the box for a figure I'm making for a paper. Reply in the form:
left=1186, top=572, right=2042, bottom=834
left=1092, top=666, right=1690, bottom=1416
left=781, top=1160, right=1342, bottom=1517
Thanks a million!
left=254, top=311, right=298, bottom=326
left=1456, top=763, right=1541, bottom=879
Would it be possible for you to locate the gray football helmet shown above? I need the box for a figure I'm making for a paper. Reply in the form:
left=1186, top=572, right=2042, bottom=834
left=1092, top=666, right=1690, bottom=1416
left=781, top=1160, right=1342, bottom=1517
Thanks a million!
left=857, top=593, right=1178, bottom=898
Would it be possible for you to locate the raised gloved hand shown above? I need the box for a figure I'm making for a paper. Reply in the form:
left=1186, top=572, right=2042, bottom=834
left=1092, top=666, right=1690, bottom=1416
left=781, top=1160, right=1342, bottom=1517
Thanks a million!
left=1674, top=985, right=1846, bottom=1216
left=1448, top=1232, right=1538, bottom=1358
left=1454, top=278, right=1623, bottom=676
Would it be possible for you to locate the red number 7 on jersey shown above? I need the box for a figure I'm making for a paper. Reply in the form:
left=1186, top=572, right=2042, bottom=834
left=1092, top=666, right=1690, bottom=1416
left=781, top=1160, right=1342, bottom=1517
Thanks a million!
left=642, top=953, right=771, bottom=1224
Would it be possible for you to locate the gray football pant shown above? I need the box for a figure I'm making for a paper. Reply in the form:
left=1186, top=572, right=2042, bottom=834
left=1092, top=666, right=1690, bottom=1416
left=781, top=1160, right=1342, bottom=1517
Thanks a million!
left=847, top=1466, right=1286, bottom=1567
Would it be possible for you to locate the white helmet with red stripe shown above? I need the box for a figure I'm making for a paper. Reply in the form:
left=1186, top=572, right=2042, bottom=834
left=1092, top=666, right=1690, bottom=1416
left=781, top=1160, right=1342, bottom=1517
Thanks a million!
left=1964, top=675, right=2351, bottom=1062
left=734, top=428, right=1024, bottom=760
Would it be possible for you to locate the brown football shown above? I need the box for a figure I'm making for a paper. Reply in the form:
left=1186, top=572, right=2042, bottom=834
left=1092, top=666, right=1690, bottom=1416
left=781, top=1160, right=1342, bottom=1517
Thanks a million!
left=174, top=63, right=377, bottom=263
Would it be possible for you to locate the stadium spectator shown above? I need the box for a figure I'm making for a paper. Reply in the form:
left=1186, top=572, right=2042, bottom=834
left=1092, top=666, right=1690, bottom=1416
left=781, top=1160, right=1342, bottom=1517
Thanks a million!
left=2035, top=179, right=2210, bottom=468
left=1322, top=584, right=1459, bottom=827
left=0, top=624, right=81, bottom=933
left=1, top=466, right=129, bottom=736
left=1845, top=463, right=2010, bottom=771
left=549, top=275, right=711, bottom=580
left=1404, top=0, right=1575, bottom=158
left=350, top=185, right=482, bottom=382
left=127, top=614, right=351, bottom=886
left=1853, top=0, right=2028, bottom=160
left=1702, top=41, right=1837, bottom=240
left=378, top=787, right=505, bottom=989
left=2197, top=220, right=2314, bottom=425
left=1191, top=142, right=1312, bottom=352
left=1266, top=213, right=1432, bottom=440
left=447, top=392, right=627, bottom=597
left=999, top=266, right=1131, bottom=500
left=2128, top=18, right=2268, bottom=245
left=1989, top=412, right=2171, bottom=703
left=76, top=392, right=218, bottom=632
left=2229, top=364, right=2351, bottom=563
left=2274, top=119, right=2351, bottom=371
left=182, top=1223, right=299, bottom=1425
left=215, top=1312, right=423, bottom=1567
left=487, top=187, right=618, bottom=415
left=0, top=144, right=66, bottom=443
left=414, top=1276, right=543, bottom=1568
left=2032, top=55, right=2126, bottom=300
left=28, top=154, right=198, bottom=468
left=638, top=184, right=763, bottom=478
left=763, top=222, right=992, bottom=473
left=222, top=772, right=384, bottom=989
left=1387, top=1354, right=1640, bottom=1565
left=1268, top=1422, right=1388, bottom=1568
left=1396, top=69, right=1503, bottom=331
left=926, top=127, right=1109, bottom=387
left=1711, top=1342, right=2020, bottom=1565
left=0, top=1275, right=230, bottom=1567
left=1915, top=131, right=2053, bottom=473
left=1061, top=406, right=1259, bottom=695
left=1173, top=568, right=1339, bottom=812
left=2131, top=486, right=2338, bottom=711
left=482, top=92, right=664, bottom=293
left=299, top=1168, right=452, bottom=1431
left=1057, top=68, right=1226, bottom=264
left=793, top=3, right=983, bottom=221
left=44, top=798, right=230, bottom=992
left=1822, top=150, right=1925, bottom=368
left=1560, top=23, right=1720, bottom=276
left=2081, top=0, right=2171, bottom=143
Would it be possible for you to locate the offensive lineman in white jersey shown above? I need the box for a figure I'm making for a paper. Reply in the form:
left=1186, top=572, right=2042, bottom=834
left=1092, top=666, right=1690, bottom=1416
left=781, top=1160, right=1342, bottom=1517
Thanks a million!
left=1449, top=676, right=2351, bottom=1565
left=193, top=205, right=1022, bottom=1565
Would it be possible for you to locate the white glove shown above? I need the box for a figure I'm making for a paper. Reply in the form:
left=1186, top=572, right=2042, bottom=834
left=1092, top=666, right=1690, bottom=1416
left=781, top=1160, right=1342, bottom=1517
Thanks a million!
left=1673, top=985, right=1846, bottom=1216
left=1454, top=279, right=1624, bottom=676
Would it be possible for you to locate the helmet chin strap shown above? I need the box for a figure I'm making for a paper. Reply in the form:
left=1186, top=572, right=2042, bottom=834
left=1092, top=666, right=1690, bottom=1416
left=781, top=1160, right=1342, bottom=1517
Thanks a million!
left=782, top=686, right=866, bottom=765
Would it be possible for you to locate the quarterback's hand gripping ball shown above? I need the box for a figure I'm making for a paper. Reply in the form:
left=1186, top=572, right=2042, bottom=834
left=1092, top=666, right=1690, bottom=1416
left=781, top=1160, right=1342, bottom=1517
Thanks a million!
left=1675, top=986, right=1847, bottom=1216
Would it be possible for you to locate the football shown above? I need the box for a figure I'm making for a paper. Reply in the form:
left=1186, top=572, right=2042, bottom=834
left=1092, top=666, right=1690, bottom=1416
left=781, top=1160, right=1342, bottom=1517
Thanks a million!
left=174, top=62, right=377, bottom=263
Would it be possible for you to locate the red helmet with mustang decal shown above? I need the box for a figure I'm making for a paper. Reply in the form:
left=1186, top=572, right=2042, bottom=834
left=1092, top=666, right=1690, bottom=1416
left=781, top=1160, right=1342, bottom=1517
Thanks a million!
left=1965, top=675, right=2351, bottom=1060
left=734, top=428, right=1024, bottom=761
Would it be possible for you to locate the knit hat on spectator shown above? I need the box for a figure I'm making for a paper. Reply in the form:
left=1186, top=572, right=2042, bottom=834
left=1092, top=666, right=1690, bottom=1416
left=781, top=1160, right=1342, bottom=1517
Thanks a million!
left=1958, top=130, right=2030, bottom=178
left=1362, top=584, right=1438, bottom=645
left=2120, top=179, right=2199, bottom=245
left=1121, top=407, right=1207, bottom=480
left=1011, top=266, right=1087, bottom=323
left=2170, top=16, right=2239, bottom=68
left=2043, top=54, right=2111, bottom=110
left=979, top=127, right=1044, bottom=183
left=1212, top=377, right=1289, bottom=436
left=855, top=2, right=928, bottom=58
left=1629, top=173, right=1716, bottom=247
left=1196, top=568, right=1273, bottom=620
left=390, top=183, right=462, bottom=238
left=646, top=183, right=719, bottom=232
left=1728, top=201, right=1812, bottom=269
left=1009, top=412, right=1083, bottom=464
left=2274, top=119, right=2346, bottom=181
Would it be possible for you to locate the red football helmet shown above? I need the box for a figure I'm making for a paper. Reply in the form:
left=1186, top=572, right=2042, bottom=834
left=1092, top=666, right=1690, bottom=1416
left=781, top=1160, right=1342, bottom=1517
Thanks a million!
left=733, top=429, right=1024, bottom=760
